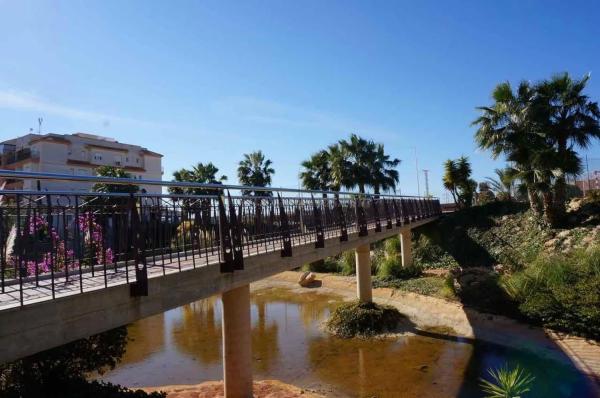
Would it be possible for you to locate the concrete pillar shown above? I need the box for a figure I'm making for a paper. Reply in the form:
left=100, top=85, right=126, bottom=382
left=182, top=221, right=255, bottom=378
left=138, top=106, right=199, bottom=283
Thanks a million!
left=355, top=244, right=372, bottom=302
left=400, top=229, right=413, bottom=267
left=221, top=284, right=253, bottom=398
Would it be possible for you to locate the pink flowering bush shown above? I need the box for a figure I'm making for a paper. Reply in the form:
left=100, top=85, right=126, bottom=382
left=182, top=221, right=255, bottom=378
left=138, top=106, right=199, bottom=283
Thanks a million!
left=14, top=212, right=114, bottom=277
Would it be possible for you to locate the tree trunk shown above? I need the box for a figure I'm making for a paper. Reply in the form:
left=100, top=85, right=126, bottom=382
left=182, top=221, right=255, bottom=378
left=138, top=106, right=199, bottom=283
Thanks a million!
left=552, top=136, right=568, bottom=224
left=542, top=190, right=559, bottom=226
left=527, top=186, right=542, bottom=216
left=553, top=176, right=567, bottom=224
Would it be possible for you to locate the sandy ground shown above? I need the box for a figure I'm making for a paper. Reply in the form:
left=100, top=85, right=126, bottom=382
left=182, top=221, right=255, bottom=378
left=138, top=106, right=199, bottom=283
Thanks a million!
left=143, top=380, right=324, bottom=398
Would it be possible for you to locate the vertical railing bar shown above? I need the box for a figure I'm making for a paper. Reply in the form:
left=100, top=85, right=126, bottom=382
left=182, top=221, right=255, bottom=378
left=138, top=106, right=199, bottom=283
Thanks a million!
left=46, top=195, right=56, bottom=300
left=0, top=206, right=4, bottom=293
left=16, top=194, right=24, bottom=306
left=74, top=196, right=84, bottom=293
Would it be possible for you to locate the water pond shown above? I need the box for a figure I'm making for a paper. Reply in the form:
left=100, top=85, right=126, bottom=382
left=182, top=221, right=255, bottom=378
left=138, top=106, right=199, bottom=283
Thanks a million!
left=102, top=287, right=596, bottom=397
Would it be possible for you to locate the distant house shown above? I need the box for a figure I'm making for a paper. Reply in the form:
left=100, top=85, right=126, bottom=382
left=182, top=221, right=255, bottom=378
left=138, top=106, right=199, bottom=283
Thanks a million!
left=0, top=132, right=163, bottom=193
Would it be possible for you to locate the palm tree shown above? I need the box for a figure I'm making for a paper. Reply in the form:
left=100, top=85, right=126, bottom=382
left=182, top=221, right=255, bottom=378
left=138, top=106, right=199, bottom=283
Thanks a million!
left=486, top=168, right=516, bottom=201
left=369, top=143, right=400, bottom=195
left=237, top=151, right=275, bottom=196
left=92, top=165, right=138, bottom=194
left=339, top=134, right=375, bottom=194
left=170, top=162, right=227, bottom=196
left=326, top=143, right=351, bottom=193
left=443, top=156, right=476, bottom=209
left=473, top=81, right=544, bottom=215
left=169, top=162, right=227, bottom=229
left=535, top=73, right=600, bottom=222
left=300, top=150, right=333, bottom=197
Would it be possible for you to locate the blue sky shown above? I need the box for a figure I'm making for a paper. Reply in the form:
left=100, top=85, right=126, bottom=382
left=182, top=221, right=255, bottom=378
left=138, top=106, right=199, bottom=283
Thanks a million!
left=1, top=0, right=599, bottom=200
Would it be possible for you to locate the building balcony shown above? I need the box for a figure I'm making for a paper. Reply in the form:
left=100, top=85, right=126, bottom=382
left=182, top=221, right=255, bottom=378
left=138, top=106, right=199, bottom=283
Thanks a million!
left=0, top=148, right=39, bottom=168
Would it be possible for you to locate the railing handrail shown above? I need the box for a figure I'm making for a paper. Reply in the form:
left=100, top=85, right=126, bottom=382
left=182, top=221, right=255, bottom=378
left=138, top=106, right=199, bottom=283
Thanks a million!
left=0, top=169, right=437, bottom=199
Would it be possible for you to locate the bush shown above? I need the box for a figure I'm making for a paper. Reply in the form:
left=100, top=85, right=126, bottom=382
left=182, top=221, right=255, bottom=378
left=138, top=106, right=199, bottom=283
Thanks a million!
left=383, top=237, right=401, bottom=257
left=338, top=250, right=356, bottom=275
left=0, top=327, right=164, bottom=398
left=326, top=301, right=405, bottom=338
left=303, top=258, right=340, bottom=273
left=377, top=256, right=422, bottom=280
left=502, top=246, right=600, bottom=339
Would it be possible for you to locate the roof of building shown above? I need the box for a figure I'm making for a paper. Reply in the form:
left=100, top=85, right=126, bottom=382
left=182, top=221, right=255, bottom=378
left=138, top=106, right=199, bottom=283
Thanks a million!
left=2, top=132, right=163, bottom=158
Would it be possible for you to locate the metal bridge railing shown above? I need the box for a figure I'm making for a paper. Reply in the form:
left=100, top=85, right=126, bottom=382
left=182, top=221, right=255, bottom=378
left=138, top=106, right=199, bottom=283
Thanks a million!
left=0, top=170, right=441, bottom=308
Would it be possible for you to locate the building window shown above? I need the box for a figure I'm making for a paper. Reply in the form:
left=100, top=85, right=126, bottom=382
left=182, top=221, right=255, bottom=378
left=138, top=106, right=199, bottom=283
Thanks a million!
left=93, top=152, right=102, bottom=161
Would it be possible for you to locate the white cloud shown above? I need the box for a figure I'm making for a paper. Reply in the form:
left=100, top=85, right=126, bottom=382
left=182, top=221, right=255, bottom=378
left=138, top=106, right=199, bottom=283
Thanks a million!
left=0, top=89, right=167, bottom=128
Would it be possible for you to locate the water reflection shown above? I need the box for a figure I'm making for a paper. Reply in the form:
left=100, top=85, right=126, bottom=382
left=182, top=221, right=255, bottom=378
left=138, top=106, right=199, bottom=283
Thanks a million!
left=172, top=297, right=222, bottom=364
left=103, top=287, right=596, bottom=397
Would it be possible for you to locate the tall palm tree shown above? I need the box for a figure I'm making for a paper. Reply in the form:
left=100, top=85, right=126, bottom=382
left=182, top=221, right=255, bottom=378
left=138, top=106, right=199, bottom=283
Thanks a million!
left=473, top=81, right=544, bottom=215
left=237, top=151, right=275, bottom=196
left=369, top=143, right=400, bottom=195
left=535, top=73, right=600, bottom=222
left=326, top=143, right=351, bottom=193
left=339, top=134, right=375, bottom=193
left=299, top=150, right=332, bottom=197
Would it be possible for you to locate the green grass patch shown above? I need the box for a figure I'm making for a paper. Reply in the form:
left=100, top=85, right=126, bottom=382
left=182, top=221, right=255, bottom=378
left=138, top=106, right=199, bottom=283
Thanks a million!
left=373, top=276, right=456, bottom=300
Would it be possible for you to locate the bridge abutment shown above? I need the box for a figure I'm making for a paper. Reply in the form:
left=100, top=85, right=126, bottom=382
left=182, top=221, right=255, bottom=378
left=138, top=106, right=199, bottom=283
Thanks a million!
left=400, top=229, right=413, bottom=267
left=355, top=244, right=372, bottom=302
left=221, top=284, right=253, bottom=398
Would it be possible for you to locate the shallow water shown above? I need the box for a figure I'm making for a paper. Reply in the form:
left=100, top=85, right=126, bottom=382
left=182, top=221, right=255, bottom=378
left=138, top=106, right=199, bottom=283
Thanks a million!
left=102, top=287, right=596, bottom=397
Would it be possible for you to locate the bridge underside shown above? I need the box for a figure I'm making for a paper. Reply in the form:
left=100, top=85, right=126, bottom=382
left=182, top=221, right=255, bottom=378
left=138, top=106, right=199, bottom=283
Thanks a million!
left=0, top=217, right=435, bottom=363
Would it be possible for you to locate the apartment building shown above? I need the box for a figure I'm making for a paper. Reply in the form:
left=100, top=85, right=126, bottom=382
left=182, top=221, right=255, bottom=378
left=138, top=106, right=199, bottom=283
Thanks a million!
left=0, top=132, right=163, bottom=193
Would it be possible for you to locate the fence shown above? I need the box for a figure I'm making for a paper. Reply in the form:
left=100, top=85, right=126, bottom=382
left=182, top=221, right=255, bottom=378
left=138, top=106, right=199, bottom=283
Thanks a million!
left=0, top=170, right=441, bottom=308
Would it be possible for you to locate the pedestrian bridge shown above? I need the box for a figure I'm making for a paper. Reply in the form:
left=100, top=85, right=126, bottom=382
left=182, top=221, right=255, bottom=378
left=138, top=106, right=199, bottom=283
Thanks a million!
left=0, top=170, right=440, bottom=396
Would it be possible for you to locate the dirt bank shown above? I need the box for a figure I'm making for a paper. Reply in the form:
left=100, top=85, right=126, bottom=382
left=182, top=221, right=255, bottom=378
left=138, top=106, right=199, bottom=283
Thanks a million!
left=143, top=380, right=324, bottom=398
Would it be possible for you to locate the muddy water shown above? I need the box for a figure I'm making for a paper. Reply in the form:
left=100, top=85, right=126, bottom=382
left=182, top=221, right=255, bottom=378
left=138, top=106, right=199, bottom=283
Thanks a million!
left=102, top=287, right=595, bottom=397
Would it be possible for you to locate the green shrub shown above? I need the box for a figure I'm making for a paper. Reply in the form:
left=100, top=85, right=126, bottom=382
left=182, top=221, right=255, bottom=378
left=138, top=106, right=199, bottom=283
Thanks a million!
left=377, top=257, right=422, bottom=280
left=326, top=301, right=404, bottom=338
left=384, top=237, right=401, bottom=257
left=479, top=364, right=535, bottom=398
left=502, top=246, right=600, bottom=339
left=0, top=327, right=165, bottom=398
left=338, top=250, right=356, bottom=275
left=303, top=258, right=340, bottom=273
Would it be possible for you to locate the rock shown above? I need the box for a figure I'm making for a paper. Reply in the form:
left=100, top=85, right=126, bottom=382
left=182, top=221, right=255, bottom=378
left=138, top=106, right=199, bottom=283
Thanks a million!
left=298, top=272, right=316, bottom=287
left=557, top=230, right=570, bottom=239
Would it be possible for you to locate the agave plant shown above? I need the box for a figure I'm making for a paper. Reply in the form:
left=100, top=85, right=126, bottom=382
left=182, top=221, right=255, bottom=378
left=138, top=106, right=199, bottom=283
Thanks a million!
left=480, top=364, right=535, bottom=398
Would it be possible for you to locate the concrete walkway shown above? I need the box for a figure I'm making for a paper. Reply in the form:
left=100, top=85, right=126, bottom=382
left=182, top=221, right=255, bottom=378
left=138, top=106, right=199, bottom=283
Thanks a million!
left=258, top=271, right=600, bottom=390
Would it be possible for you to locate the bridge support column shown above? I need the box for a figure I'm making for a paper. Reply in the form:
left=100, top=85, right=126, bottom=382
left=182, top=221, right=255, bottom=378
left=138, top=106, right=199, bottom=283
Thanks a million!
left=400, top=229, right=413, bottom=267
left=221, top=284, right=253, bottom=398
left=355, top=244, right=372, bottom=302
